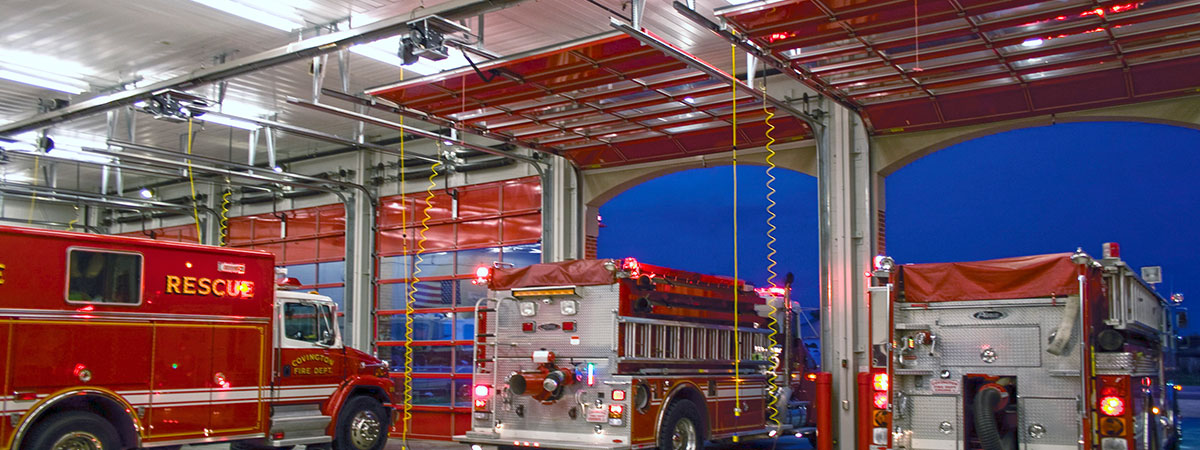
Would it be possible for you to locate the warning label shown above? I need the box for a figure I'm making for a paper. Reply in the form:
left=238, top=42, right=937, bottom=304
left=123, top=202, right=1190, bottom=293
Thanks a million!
left=930, top=379, right=961, bottom=394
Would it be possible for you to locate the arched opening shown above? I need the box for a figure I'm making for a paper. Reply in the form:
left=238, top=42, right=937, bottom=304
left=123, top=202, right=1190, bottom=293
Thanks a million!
left=887, top=120, right=1200, bottom=313
left=595, top=165, right=821, bottom=339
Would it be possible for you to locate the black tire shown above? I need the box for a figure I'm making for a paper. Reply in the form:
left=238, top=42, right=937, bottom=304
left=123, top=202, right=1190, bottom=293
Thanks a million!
left=657, top=399, right=705, bottom=450
left=333, top=396, right=388, bottom=450
left=24, top=411, right=120, bottom=450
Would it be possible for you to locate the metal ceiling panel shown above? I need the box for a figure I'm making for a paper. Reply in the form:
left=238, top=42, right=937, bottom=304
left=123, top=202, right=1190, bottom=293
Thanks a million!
left=719, top=0, right=1200, bottom=134
left=366, top=32, right=809, bottom=169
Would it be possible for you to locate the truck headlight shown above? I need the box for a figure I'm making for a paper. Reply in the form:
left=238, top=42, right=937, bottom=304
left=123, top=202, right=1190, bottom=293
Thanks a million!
left=519, top=301, right=538, bottom=317
left=560, top=300, right=578, bottom=316
left=1102, top=438, right=1128, bottom=450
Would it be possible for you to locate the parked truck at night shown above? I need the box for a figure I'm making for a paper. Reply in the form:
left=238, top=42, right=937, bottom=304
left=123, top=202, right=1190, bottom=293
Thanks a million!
left=862, top=245, right=1182, bottom=450
left=458, top=258, right=820, bottom=450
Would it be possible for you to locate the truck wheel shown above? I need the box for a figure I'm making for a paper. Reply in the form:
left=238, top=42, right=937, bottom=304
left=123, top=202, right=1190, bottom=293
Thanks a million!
left=334, top=396, right=388, bottom=450
left=25, top=411, right=120, bottom=450
left=657, top=399, right=704, bottom=450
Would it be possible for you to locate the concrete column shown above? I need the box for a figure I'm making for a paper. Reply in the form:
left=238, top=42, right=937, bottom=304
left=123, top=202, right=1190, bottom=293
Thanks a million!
left=818, top=102, right=875, bottom=450
left=542, top=156, right=581, bottom=263
left=346, top=149, right=376, bottom=351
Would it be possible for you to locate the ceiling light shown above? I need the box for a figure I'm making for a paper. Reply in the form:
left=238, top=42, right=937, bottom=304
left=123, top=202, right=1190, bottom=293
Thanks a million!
left=0, top=70, right=88, bottom=94
left=1021, top=38, right=1044, bottom=48
left=139, top=188, right=154, bottom=199
left=273, top=166, right=284, bottom=173
left=725, top=0, right=758, bottom=4
left=202, top=114, right=261, bottom=130
left=217, top=100, right=273, bottom=118
left=350, top=37, right=471, bottom=75
left=1, top=171, right=33, bottom=184
left=683, top=97, right=696, bottom=104
left=189, top=0, right=304, bottom=32
left=0, top=49, right=95, bottom=94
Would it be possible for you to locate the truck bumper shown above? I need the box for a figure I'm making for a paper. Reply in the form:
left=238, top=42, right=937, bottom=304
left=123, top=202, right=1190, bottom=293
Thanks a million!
left=456, top=431, right=633, bottom=450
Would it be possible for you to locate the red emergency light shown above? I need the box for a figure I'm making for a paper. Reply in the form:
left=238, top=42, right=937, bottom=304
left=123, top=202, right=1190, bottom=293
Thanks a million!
left=1100, top=396, right=1125, bottom=416
left=622, top=257, right=640, bottom=277
left=1103, top=242, right=1120, bottom=259
left=473, top=265, right=493, bottom=286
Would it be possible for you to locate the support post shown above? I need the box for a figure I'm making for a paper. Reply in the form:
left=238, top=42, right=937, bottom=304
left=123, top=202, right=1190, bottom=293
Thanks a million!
left=818, top=101, right=875, bottom=450
left=541, top=155, right=581, bottom=263
left=345, top=149, right=377, bottom=351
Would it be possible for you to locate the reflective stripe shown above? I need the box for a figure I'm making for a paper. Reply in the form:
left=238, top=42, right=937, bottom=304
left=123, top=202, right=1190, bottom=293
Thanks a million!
left=1, top=384, right=341, bottom=413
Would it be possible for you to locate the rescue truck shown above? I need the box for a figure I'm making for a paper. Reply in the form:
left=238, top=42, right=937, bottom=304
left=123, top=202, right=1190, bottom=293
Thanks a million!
left=0, top=225, right=394, bottom=450
left=458, top=258, right=819, bottom=450
left=863, top=245, right=1182, bottom=450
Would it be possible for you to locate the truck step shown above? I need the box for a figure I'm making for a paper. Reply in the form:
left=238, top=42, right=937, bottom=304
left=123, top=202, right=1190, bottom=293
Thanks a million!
left=271, top=414, right=333, bottom=432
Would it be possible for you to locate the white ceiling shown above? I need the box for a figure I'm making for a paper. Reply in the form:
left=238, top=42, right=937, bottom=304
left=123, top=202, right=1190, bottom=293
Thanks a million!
left=0, top=0, right=749, bottom=193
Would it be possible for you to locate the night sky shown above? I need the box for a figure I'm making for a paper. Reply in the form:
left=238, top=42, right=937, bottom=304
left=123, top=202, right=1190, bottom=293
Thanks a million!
left=598, top=121, right=1199, bottom=331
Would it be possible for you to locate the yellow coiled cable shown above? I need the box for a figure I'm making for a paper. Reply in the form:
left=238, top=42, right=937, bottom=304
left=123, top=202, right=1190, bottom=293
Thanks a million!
left=762, top=73, right=781, bottom=429
left=219, top=187, right=231, bottom=246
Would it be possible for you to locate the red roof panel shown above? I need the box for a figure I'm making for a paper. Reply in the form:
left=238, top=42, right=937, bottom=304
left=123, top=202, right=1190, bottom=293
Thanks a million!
left=366, top=32, right=811, bottom=169
left=719, top=0, right=1200, bottom=135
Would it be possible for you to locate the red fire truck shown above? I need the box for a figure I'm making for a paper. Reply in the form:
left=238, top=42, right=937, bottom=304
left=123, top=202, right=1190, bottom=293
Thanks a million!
left=0, top=225, right=393, bottom=450
left=863, top=245, right=1182, bottom=450
left=458, top=258, right=819, bottom=450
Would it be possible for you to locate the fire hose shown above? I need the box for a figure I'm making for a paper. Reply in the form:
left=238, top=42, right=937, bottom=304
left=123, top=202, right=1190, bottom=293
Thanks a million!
left=974, top=384, right=1014, bottom=450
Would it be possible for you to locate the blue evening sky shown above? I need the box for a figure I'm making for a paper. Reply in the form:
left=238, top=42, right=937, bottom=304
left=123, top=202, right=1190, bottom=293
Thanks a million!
left=598, top=121, right=1199, bottom=330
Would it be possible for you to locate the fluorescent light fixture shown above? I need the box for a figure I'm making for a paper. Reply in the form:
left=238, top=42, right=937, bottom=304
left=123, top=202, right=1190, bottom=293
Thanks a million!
left=4, top=132, right=114, bottom=165
left=217, top=100, right=273, bottom=118
left=0, top=49, right=95, bottom=94
left=0, top=70, right=87, bottom=94
left=139, top=188, right=154, bottom=199
left=201, top=114, right=261, bottom=130
left=1022, top=38, right=1044, bottom=48
left=1, top=171, right=33, bottom=184
left=350, top=37, right=472, bottom=75
left=190, top=0, right=304, bottom=32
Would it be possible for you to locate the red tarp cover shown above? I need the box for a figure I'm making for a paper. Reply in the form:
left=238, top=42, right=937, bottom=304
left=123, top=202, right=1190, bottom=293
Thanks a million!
left=897, top=253, right=1080, bottom=302
left=492, top=259, right=616, bottom=290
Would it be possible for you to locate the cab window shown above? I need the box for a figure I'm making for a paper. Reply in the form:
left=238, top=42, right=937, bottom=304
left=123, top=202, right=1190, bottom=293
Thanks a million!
left=284, top=302, right=337, bottom=346
left=67, top=249, right=142, bottom=304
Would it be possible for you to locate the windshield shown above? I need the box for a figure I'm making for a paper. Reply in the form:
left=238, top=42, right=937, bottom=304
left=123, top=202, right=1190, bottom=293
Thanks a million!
left=284, top=302, right=337, bottom=346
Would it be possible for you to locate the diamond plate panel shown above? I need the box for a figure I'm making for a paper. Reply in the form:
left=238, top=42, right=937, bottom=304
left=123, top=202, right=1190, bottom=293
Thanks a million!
left=1019, top=397, right=1080, bottom=445
left=903, top=395, right=960, bottom=449
left=938, top=325, right=1042, bottom=368
left=474, top=284, right=631, bottom=438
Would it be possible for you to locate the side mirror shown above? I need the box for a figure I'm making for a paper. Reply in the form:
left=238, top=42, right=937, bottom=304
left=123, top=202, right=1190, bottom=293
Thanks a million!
left=321, top=329, right=334, bottom=345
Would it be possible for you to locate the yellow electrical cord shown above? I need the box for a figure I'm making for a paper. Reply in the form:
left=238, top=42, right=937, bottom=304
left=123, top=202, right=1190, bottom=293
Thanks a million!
left=186, top=117, right=202, bottom=242
left=400, top=109, right=415, bottom=450
left=762, top=70, right=781, bottom=429
left=67, top=205, right=79, bottom=232
left=26, top=155, right=38, bottom=225
left=219, top=187, right=231, bottom=246
left=731, top=41, right=742, bottom=436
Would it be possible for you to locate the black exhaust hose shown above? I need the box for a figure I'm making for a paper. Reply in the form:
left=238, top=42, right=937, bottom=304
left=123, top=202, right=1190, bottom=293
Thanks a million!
left=974, top=387, right=1004, bottom=450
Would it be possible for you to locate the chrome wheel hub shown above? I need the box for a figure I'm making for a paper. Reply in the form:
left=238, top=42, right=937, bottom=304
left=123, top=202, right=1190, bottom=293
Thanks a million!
left=349, top=410, right=381, bottom=450
left=52, top=432, right=102, bottom=450
left=671, top=418, right=697, bottom=450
